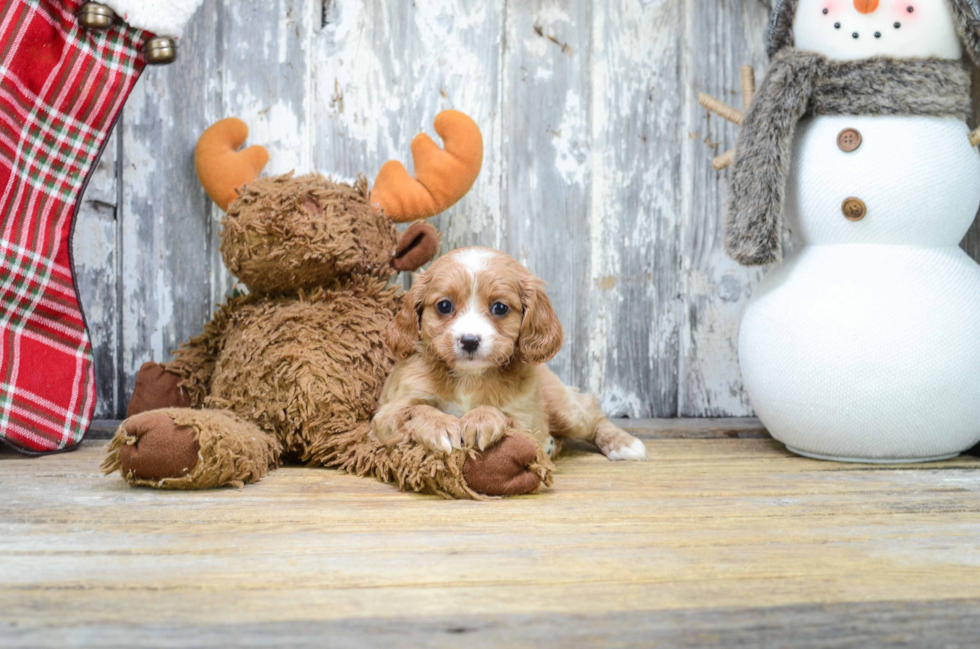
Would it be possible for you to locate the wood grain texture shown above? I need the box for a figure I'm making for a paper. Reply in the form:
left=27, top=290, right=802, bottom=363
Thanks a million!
left=74, top=131, right=119, bottom=418
left=502, top=1, right=593, bottom=395
left=71, top=0, right=980, bottom=419
left=81, top=416, right=770, bottom=440
left=5, top=600, right=980, bottom=648
left=680, top=0, right=770, bottom=417
left=3, top=438, right=980, bottom=646
left=211, top=0, right=316, bottom=305
left=315, top=0, right=505, bottom=255
left=585, top=0, right=684, bottom=417
left=118, top=4, right=219, bottom=404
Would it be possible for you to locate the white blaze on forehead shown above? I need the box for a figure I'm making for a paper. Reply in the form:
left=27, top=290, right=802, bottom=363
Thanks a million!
left=449, top=248, right=498, bottom=347
left=450, top=293, right=497, bottom=342
left=453, top=248, right=496, bottom=274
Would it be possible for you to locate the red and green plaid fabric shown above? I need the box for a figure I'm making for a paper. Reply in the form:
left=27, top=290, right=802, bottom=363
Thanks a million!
left=0, top=0, right=147, bottom=453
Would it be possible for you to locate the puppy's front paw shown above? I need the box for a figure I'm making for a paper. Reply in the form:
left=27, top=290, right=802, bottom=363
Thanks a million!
left=403, top=407, right=461, bottom=455
left=596, top=422, right=647, bottom=461
left=460, top=406, right=510, bottom=451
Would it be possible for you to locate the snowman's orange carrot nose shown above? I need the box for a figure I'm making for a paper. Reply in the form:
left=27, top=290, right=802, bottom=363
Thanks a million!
left=854, top=0, right=879, bottom=13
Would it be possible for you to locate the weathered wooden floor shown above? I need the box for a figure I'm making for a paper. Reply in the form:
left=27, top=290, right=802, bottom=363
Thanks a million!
left=3, top=421, right=980, bottom=648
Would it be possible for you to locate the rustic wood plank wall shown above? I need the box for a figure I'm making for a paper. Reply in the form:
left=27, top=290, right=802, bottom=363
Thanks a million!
left=73, top=0, right=980, bottom=420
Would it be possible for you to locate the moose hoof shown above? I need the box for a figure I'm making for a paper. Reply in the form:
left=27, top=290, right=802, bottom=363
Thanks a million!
left=462, top=434, right=545, bottom=496
left=118, top=412, right=200, bottom=481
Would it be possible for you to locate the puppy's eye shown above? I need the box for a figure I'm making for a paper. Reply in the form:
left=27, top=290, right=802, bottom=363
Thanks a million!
left=491, top=302, right=509, bottom=317
left=436, top=300, right=454, bottom=315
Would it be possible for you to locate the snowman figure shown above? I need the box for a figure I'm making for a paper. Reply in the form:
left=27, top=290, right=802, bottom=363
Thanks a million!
left=701, top=0, right=980, bottom=462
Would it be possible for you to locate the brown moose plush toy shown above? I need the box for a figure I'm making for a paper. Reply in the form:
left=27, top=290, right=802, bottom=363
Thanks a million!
left=103, top=111, right=553, bottom=498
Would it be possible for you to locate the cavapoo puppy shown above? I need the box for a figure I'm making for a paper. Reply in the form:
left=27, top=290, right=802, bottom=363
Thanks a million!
left=372, top=247, right=647, bottom=463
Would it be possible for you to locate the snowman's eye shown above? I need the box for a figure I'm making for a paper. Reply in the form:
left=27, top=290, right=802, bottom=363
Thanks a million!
left=823, top=7, right=829, bottom=14
left=907, top=5, right=914, bottom=12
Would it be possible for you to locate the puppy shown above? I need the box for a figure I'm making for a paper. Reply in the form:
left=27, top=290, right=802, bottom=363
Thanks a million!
left=372, top=247, right=647, bottom=462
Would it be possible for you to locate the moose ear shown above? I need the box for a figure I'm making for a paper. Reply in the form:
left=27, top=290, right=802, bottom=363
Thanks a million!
left=370, top=110, right=483, bottom=223
left=392, top=222, right=440, bottom=272
left=388, top=272, right=431, bottom=359
left=517, top=276, right=563, bottom=365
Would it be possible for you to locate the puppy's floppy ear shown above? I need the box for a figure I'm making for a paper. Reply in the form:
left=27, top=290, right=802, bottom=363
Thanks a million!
left=388, top=271, right=431, bottom=359
left=517, top=276, right=563, bottom=365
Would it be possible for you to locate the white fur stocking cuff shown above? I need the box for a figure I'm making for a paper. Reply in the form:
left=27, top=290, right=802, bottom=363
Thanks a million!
left=102, top=0, right=205, bottom=38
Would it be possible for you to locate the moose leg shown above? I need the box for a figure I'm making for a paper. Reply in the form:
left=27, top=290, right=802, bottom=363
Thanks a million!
left=126, top=362, right=192, bottom=417
left=103, top=409, right=280, bottom=489
left=311, top=422, right=553, bottom=500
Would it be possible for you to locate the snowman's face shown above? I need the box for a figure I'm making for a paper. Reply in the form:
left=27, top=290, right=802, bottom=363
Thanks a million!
left=793, top=0, right=963, bottom=60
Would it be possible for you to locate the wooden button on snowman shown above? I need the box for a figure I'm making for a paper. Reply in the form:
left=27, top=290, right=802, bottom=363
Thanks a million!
left=837, top=128, right=862, bottom=152
left=701, top=0, right=980, bottom=462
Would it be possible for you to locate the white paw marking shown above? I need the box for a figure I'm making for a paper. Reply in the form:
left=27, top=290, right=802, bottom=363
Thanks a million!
left=436, top=432, right=456, bottom=454
left=607, top=437, right=647, bottom=462
left=544, top=436, right=556, bottom=458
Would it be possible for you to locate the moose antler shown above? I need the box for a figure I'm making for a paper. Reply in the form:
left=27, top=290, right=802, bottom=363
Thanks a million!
left=699, top=65, right=756, bottom=171
left=370, top=110, right=483, bottom=223
left=195, top=118, right=270, bottom=211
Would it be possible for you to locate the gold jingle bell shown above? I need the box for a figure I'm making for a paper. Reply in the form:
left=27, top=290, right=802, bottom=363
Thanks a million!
left=143, top=36, right=178, bottom=65
left=77, top=3, right=116, bottom=31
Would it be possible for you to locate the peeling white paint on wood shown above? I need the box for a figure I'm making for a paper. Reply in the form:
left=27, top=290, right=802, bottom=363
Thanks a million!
left=72, top=0, right=980, bottom=419
left=118, top=3, right=218, bottom=402
left=314, top=0, right=504, bottom=252
left=503, top=0, right=591, bottom=403
left=586, top=0, right=684, bottom=418
left=680, top=0, right=770, bottom=417
left=73, top=131, right=118, bottom=417
left=212, top=0, right=316, bottom=304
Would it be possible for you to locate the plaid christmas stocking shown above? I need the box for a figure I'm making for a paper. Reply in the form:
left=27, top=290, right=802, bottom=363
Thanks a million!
left=0, top=0, right=153, bottom=454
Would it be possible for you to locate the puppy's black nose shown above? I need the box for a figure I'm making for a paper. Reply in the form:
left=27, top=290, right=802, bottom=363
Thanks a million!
left=460, top=335, right=481, bottom=353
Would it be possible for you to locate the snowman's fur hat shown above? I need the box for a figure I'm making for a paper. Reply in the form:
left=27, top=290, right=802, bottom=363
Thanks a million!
left=768, top=0, right=980, bottom=62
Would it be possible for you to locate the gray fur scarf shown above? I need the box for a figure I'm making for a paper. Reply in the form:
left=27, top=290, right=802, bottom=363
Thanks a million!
left=726, top=52, right=971, bottom=266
